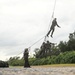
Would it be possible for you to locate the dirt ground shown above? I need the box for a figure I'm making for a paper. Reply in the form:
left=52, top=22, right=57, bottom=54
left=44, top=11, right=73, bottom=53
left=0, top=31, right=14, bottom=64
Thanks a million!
left=0, top=66, right=75, bottom=75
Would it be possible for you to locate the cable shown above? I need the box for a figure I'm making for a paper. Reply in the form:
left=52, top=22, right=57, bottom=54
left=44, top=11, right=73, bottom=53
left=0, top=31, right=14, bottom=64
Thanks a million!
left=47, top=0, right=57, bottom=32
left=15, top=35, right=46, bottom=57
left=52, top=0, right=57, bottom=18
left=15, top=0, right=57, bottom=57
left=29, top=36, right=45, bottom=48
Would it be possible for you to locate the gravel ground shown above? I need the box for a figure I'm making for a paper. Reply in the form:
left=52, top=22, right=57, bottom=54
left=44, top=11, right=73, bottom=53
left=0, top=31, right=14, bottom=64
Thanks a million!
left=0, top=67, right=75, bottom=75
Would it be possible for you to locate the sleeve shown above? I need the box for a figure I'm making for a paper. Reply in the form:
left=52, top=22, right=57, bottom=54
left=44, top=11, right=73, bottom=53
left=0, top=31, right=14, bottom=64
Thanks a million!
left=56, top=21, right=60, bottom=27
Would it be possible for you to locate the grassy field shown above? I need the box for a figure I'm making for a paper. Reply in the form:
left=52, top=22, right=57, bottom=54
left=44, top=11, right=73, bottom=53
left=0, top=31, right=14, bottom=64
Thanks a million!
left=10, top=64, right=75, bottom=68
left=31, top=64, right=75, bottom=68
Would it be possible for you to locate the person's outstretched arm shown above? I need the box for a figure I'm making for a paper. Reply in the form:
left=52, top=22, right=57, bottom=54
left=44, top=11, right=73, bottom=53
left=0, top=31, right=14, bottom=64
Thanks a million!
left=57, top=24, right=61, bottom=28
left=56, top=21, right=61, bottom=28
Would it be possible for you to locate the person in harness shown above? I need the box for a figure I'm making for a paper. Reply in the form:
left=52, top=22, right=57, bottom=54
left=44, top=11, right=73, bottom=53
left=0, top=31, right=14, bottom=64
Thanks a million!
left=46, top=18, right=60, bottom=38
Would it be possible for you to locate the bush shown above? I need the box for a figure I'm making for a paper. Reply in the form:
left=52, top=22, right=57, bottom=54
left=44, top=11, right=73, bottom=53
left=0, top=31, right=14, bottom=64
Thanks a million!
left=8, top=51, right=75, bottom=66
left=0, top=60, right=9, bottom=67
left=30, top=51, right=75, bottom=65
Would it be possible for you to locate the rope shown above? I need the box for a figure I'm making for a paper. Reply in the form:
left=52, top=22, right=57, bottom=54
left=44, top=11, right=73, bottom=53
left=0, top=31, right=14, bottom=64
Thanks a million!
left=32, top=0, right=58, bottom=65
left=47, top=0, right=57, bottom=32
left=15, top=35, right=46, bottom=57
left=52, top=0, right=57, bottom=18
left=15, top=0, right=57, bottom=57
left=29, top=35, right=45, bottom=49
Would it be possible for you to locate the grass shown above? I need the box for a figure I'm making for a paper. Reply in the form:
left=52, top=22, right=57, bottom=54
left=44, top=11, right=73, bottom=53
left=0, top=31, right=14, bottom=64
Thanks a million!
left=32, top=64, right=75, bottom=68
left=9, top=64, right=75, bottom=68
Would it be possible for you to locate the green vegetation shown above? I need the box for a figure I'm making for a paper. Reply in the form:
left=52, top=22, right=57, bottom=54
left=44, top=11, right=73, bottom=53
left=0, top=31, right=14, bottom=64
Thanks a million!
left=32, top=64, right=75, bottom=67
left=31, top=51, right=75, bottom=65
left=8, top=31, right=75, bottom=66
left=8, top=51, right=75, bottom=66
left=8, top=57, right=24, bottom=66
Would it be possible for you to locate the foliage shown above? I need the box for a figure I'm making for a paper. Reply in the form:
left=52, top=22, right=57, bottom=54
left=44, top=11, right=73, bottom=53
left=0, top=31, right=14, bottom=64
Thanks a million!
left=67, top=39, right=75, bottom=51
left=8, top=51, right=75, bottom=66
left=58, top=41, right=68, bottom=52
left=0, top=60, right=9, bottom=67
left=34, top=41, right=60, bottom=58
left=31, top=51, right=75, bottom=65
left=8, top=31, right=75, bottom=66
left=58, top=32, right=75, bottom=52
left=8, top=57, right=24, bottom=66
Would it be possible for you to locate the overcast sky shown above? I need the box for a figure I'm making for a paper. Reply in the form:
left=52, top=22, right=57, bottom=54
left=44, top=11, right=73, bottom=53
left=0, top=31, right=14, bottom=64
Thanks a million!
left=0, top=0, right=75, bottom=61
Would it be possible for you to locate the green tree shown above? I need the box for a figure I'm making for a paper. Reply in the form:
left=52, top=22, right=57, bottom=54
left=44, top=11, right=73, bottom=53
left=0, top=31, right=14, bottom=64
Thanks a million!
left=58, top=41, right=68, bottom=52
left=67, top=39, right=75, bottom=51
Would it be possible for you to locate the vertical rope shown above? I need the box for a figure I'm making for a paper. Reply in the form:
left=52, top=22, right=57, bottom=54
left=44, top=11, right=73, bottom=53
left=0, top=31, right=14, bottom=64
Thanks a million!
left=45, top=0, right=57, bottom=42
left=52, top=0, right=57, bottom=18
left=48, top=0, right=57, bottom=29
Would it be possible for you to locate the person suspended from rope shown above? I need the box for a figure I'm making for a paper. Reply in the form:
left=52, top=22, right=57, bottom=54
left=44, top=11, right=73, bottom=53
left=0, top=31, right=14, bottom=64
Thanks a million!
left=40, top=42, right=46, bottom=58
left=46, top=18, right=61, bottom=38
left=23, top=48, right=30, bottom=68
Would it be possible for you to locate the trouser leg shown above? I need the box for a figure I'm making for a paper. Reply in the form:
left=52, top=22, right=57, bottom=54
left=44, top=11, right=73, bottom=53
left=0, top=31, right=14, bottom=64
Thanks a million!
left=51, top=28, right=54, bottom=37
left=47, top=30, right=51, bottom=36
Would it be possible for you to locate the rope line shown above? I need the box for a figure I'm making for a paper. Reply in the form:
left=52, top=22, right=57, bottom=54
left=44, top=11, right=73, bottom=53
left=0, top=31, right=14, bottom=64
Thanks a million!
left=15, top=0, right=57, bottom=57
left=52, top=0, right=57, bottom=18
left=29, top=35, right=45, bottom=49
left=15, top=35, right=46, bottom=57
left=47, top=0, right=57, bottom=32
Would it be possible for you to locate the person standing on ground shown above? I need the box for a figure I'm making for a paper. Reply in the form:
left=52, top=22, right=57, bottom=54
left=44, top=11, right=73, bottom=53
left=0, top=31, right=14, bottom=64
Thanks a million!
left=23, top=48, right=30, bottom=68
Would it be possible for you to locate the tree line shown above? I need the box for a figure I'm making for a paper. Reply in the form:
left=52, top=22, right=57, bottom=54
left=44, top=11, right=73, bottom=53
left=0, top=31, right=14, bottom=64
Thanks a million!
left=8, top=31, right=75, bottom=66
